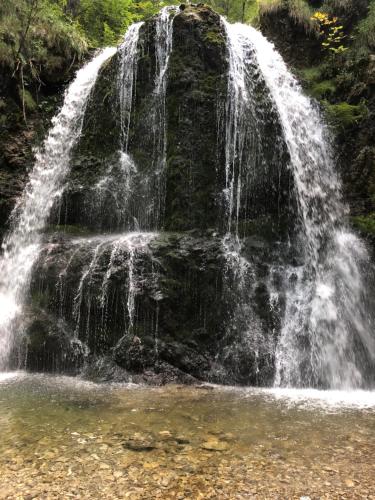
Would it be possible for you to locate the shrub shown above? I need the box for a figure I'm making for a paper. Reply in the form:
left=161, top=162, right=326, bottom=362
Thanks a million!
left=324, top=100, right=368, bottom=128
left=351, top=213, right=375, bottom=235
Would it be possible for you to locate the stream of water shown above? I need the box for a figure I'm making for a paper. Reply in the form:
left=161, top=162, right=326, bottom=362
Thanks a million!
left=1, top=373, right=374, bottom=498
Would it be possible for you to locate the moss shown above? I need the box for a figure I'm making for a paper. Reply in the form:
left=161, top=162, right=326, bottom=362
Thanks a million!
left=18, top=88, right=37, bottom=112
left=299, top=65, right=325, bottom=83
left=324, top=100, right=368, bottom=129
left=30, top=291, right=50, bottom=310
left=310, top=79, right=337, bottom=98
left=27, top=321, right=49, bottom=349
left=204, top=29, right=225, bottom=46
left=237, top=216, right=281, bottom=241
left=351, top=213, right=375, bottom=235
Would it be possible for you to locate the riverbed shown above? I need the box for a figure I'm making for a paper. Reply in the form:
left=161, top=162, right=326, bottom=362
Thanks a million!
left=1, top=373, right=374, bottom=499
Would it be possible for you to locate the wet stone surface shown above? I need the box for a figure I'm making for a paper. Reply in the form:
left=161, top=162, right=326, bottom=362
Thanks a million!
left=0, top=373, right=375, bottom=499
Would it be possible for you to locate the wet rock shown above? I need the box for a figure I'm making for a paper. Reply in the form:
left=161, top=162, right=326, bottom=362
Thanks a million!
left=18, top=311, right=85, bottom=375
left=114, top=335, right=156, bottom=373
left=122, top=434, right=158, bottom=452
left=201, top=439, right=229, bottom=451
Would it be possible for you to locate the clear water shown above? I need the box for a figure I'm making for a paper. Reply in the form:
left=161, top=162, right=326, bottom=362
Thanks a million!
left=1, top=373, right=374, bottom=498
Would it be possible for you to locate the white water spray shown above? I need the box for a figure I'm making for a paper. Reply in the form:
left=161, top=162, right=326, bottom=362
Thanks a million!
left=118, top=22, right=143, bottom=151
left=150, top=6, right=177, bottom=225
left=0, top=48, right=116, bottom=369
left=223, top=22, right=375, bottom=388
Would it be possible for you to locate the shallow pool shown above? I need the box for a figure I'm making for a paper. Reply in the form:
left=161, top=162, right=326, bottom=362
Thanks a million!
left=1, top=373, right=374, bottom=499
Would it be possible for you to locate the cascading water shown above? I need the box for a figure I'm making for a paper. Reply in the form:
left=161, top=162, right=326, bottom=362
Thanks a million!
left=90, top=7, right=176, bottom=231
left=68, top=233, right=157, bottom=347
left=2, top=5, right=374, bottom=388
left=52, top=11, right=176, bottom=360
left=223, top=22, right=375, bottom=389
left=222, top=19, right=261, bottom=237
left=118, top=22, right=144, bottom=152
left=0, top=48, right=116, bottom=369
left=89, top=23, right=143, bottom=231
left=220, top=19, right=287, bottom=384
left=147, top=5, right=177, bottom=227
left=152, top=6, right=176, bottom=167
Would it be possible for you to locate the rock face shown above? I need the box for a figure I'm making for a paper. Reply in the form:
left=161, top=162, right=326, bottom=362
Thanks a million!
left=164, top=8, right=227, bottom=231
left=8, top=6, right=293, bottom=385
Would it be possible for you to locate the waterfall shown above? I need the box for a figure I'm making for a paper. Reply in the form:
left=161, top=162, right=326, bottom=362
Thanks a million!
left=118, top=22, right=143, bottom=152
left=222, top=19, right=260, bottom=237
left=0, top=48, right=116, bottom=369
left=69, top=233, right=156, bottom=347
left=220, top=19, right=285, bottom=384
left=149, top=5, right=177, bottom=227
left=153, top=5, right=176, bottom=164
left=2, top=6, right=374, bottom=387
left=97, top=7, right=176, bottom=231
left=223, top=22, right=375, bottom=389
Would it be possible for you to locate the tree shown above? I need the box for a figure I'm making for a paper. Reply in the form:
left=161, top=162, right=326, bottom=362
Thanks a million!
left=0, top=0, right=87, bottom=121
left=311, top=11, right=348, bottom=55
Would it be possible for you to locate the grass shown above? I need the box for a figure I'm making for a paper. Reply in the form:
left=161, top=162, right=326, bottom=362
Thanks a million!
left=324, top=100, right=368, bottom=129
left=258, top=0, right=318, bottom=33
left=298, top=65, right=325, bottom=83
left=310, top=79, right=337, bottom=98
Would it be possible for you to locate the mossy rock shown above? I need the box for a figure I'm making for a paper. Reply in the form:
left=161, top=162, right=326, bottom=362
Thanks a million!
left=351, top=213, right=375, bottom=235
left=298, top=65, right=325, bottom=84
left=310, top=79, right=336, bottom=99
left=203, top=28, right=226, bottom=46
left=45, top=224, right=93, bottom=236
left=325, top=100, right=368, bottom=129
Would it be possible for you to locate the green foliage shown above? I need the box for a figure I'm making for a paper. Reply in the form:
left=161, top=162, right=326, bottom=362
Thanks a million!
left=18, top=87, right=38, bottom=111
left=352, top=0, right=375, bottom=56
left=0, top=0, right=87, bottom=121
left=324, top=100, right=368, bottom=129
left=0, top=0, right=87, bottom=70
left=351, top=213, right=375, bottom=235
left=74, top=0, right=182, bottom=46
left=259, top=0, right=318, bottom=33
left=310, top=79, right=336, bottom=98
left=298, top=64, right=324, bottom=83
left=77, top=0, right=134, bottom=46
left=311, top=10, right=348, bottom=54
left=131, top=0, right=179, bottom=21
left=206, top=0, right=259, bottom=23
